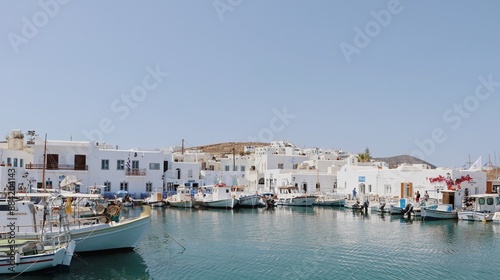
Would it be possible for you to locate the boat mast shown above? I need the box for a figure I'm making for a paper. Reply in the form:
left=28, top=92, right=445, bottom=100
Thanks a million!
left=41, top=133, right=47, bottom=190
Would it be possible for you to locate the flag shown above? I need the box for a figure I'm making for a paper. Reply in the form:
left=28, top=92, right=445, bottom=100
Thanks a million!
left=467, top=156, right=482, bottom=171
left=126, top=156, right=131, bottom=171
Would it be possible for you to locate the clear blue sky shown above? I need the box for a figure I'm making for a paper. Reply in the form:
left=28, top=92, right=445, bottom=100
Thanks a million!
left=1, top=1, right=499, bottom=168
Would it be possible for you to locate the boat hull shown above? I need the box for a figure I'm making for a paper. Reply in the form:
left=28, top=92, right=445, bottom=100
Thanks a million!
left=277, top=196, right=317, bottom=207
left=168, top=200, right=194, bottom=208
left=313, top=199, right=346, bottom=207
left=68, top=207, right=151, bottom=252
left=237, top=194, right=261, bottom=207
left=421, top=207, right=457, bottom=220
left=204, top=198, right=238, bottom=209
left=0, top=240, right=75, bottom=274
left=458, top=211, right=495, bottom=222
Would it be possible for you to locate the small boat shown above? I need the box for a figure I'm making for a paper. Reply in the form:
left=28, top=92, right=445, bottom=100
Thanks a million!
left=195, top=183, right=238, bottom=209
left=166, top=185, right=194, bottom=208
left=421, top=204, right=458, bottom=220
left=0, top=196, right=76, bottom=274
left=313, top=193, right=346, bottom=207
left=275, top=186, right=317, bottom=207
left=5, top=194, right=151, bottom=253
left=231, top=186, right=260, bottom=208
left=0, top=237, right=76, bottom=274
left=144, top=189, right=166, bottom=207
left=458, top=194, right=500, bottom=222
left=389, top=198, right=418, bottom=216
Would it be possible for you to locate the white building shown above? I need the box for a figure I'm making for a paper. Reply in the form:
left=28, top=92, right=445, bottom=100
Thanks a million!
left=0, top=130, right=165, bottom=198
left=337, top=155, right=487, bottom=201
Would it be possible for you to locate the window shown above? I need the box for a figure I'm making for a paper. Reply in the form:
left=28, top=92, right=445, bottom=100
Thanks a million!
left=101, top=159, right=109, bottom=170
left=7, top=158, right=11, bottom=166
left=117, top=160, right=125, bottom=170
left=19, top=159, right=23, bottom=168
left=132, top=160, right=139, bottom=169
left=13, top=158, right=18, bottom=167
left=240, top=166, right=245, bottom=172
left=278, top=163, right=284, bottom=169
left=104, top=181, right=111, bottom=192
left=292, top=164, right=298, bottom=170
left=120, top=182, right=129, bottom=191
left=149, top=163, right=160, bottom=170
left=385, top=184, right=392, bottom=194
left=146, top=182, right=152, bottom=192
left=225, top=165, right=230, bottom=171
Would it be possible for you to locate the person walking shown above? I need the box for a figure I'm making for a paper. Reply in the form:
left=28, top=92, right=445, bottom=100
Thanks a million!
left=352, top=188, right=357, bottom=200
left=416, top=191, right=421, bottom=203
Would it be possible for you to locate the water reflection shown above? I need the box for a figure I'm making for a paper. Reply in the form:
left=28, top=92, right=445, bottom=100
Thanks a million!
left=71, top=250, right=149, bottom=280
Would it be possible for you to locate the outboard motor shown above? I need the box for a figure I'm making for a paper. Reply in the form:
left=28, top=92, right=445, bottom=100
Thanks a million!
left=362, top=200, right=369, bottom=213
left=403, top=203, right=414, bottom=218
left=379, top=202, right=386, bottom=211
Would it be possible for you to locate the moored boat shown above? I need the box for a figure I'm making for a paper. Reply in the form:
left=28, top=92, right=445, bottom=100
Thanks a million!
left=313, top=193, right=346, bottom=207
left=458, top=194, right=500, bottom=222
left=195, top=183, right=238, bottom=209
left=421, top=204, right=458, bottom=220
left=144, top=189, right=166, bottom=207
left=166, top=185, right=194, bottom=208
left=275, top=186, right=317, bottom=207
left=3, top=194, right=151, bottom=253
left=231, top=186, right=260, bottom=208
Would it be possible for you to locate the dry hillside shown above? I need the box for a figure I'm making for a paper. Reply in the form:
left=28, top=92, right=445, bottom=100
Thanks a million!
left=186, top=142, right=269, bottom=155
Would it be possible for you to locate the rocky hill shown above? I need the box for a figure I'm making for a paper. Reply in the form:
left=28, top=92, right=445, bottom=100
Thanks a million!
left=185, top=142, right=269, bottom=155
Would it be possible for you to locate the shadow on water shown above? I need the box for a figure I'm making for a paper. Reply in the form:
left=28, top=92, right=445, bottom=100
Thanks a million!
left=8, top=250, right=149, bottom=280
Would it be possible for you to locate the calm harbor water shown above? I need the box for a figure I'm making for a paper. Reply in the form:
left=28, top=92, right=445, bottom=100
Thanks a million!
left=11, top=206, right=500, bottom=279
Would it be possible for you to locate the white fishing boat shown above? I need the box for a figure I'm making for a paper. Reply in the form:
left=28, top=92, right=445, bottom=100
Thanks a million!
left=458, top=194, right=500, bottom=222
left=195, top=183, right=238, bottom=209
left=5, top=194, right=151, bottom=253
left=421, top=190, right=462, bottom=220
left=144, top=189, right=166, bottom=207
left=313, top=193, right=346, bottom=207
left=0, top=196, right=75, bottom=274
left=275, top=186, right=317, bottom=207
left=421, top=204, right=458, bottom=220
left=0, top=237, right=76, bottom=274
left=231, top=186, right=260, bottom=208
left=166, top=185, right=194, bottom=208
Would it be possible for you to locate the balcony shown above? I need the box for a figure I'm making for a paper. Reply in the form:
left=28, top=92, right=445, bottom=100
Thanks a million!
left=25, top=163, right=88, bottom=170
left=126, top=168, right=147, bottom=176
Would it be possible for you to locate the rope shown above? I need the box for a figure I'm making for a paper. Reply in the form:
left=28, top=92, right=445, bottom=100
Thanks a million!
left=152, top=219, right=186, bottom=252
